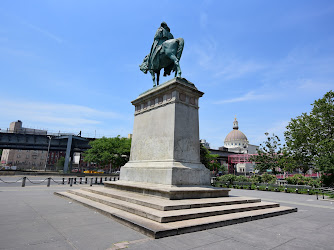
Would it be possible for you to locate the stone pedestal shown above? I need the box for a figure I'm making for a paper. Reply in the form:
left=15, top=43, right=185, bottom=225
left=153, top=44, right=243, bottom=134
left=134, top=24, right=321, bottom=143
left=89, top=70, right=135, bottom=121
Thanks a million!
left=120, top=77, right=210, bottom=186
left=56, top=78, right=297, bottom=238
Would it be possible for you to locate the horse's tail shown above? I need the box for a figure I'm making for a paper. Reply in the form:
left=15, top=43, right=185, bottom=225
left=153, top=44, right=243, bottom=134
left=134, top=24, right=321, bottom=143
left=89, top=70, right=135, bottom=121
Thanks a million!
left=176, top=38, right=184, bottom=61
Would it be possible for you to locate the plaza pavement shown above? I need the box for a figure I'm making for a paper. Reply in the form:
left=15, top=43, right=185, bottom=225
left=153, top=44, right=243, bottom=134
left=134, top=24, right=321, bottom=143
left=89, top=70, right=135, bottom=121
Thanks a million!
left=0, top=182, right=333, bottom=250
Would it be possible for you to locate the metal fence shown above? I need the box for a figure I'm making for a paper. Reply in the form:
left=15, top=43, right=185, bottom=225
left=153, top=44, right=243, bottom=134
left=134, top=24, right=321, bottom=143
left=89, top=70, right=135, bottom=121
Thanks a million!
left=213, top=180, right=334, bottom=200
left=0, top=176, right=119, bottom=187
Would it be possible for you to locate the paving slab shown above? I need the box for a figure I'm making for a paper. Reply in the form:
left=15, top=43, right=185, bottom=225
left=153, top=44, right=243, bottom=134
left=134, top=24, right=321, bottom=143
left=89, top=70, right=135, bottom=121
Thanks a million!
left=184, top=238, right=263, bottom=250
left=1, top=186, right=333, bottom=250
left=273, top=238, right=333, bottom=250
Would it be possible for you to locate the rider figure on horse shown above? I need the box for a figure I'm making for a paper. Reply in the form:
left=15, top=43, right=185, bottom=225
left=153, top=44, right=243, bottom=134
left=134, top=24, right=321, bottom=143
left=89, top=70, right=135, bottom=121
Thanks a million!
left=148, top=22, right=174, bottom=72
left=140, top=22, right=184, bottom=86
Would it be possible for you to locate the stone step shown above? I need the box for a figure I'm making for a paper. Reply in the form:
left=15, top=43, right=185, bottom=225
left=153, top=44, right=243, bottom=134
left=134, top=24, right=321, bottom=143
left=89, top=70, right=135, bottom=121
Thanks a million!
left=67, top=189, right=279, bottom=223
left=104, top=180, right=230, bottom=199
left=81, top=186, right=261, bottom=211
left=55, top=191, right=297, bottom=239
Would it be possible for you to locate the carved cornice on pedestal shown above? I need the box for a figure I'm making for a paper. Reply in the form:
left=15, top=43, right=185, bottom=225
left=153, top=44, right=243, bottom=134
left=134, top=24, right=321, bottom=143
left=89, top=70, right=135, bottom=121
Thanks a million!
left=132, top=77, right=203, bottom=116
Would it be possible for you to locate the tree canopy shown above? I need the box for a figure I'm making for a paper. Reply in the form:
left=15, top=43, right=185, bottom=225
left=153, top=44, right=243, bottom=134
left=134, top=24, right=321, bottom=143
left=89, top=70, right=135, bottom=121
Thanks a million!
left=200, top=144, right=224, bottom=172
left=56, top=156, right=65, bottom=171
left=83, top=136, right=131, bottom=170
left=250, top=133, right=284, bottom=174
left=285, top=90, right=334, bottom=186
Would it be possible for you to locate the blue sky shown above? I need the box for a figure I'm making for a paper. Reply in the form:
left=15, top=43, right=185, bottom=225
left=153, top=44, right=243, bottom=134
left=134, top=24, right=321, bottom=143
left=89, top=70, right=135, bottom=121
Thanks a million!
left=1, top=0, right=333, bottom=149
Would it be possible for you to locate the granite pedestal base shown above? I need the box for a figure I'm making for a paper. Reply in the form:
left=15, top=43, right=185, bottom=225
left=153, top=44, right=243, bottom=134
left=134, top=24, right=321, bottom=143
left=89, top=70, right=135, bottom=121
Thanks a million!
left=104, top=180, right=229, bottom=200
left=120, top=161, right=210, bottom=186
left=55, top=184, right=297, bottom=239
left=120, top=78, right=211, bottom=187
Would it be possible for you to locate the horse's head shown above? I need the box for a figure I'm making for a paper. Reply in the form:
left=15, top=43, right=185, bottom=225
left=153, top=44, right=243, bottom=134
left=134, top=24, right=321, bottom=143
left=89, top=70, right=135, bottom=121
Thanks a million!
left=139, top=55, right=149, bottom=74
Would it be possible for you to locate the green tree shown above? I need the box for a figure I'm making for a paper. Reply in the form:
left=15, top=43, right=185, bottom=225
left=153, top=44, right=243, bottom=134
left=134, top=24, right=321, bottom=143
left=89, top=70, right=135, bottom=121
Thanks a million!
left=200, top=144, right=224, bottom=172
left=250, top=133, right=283, bottom=174
left=277, top=147, right=298, bottom=173
left=83, top=136, right=131, bottom=170
left=285, top=91, right=334, bottom=186
left=284, top=113, right=315, bottom=174
left=56, top=156, right=65, bottom=171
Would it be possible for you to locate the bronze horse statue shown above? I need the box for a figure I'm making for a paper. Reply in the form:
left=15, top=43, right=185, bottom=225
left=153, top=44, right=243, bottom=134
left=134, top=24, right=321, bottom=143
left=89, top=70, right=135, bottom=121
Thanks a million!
left=140, top=38, right=184, bottom=87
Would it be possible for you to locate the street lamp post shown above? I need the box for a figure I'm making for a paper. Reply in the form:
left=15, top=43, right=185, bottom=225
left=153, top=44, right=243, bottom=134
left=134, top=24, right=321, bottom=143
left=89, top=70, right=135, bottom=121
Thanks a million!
left=44, top=136, right=52, bottom=172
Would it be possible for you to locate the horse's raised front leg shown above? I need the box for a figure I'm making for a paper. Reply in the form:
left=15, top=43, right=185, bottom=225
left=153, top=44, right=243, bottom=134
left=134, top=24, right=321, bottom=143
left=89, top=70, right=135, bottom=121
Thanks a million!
left=169, top=54, right=182, bottom=78
left=149, top=70, right=156, bottom=87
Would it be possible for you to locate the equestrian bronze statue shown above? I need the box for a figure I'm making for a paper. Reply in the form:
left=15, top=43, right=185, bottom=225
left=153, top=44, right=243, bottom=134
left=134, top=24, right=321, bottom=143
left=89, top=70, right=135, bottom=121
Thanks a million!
left=140, top=22, right=184, bottom=87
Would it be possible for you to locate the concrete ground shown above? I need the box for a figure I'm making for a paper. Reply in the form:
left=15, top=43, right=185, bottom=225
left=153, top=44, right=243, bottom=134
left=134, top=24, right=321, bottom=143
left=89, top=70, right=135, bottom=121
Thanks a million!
left=0, top=181, right=333, bottom=250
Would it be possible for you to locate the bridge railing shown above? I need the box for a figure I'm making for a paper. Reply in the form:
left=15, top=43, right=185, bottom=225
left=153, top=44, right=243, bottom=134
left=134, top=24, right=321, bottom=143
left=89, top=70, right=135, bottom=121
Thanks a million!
left=0, top=128, right=102, bottom=140
left=0, top=128, right=77, bottom=136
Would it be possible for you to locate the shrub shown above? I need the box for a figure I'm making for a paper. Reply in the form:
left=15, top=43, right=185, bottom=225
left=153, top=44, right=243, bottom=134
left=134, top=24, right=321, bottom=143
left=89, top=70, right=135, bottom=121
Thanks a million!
left=217, top=174, right=237, bottom=185
left=286, top=174, right=321, bottom=187
left=261, top=173, right=276, bottom=184
left=249, top=175, right=262, bottom=184
left=309, top=178, right=321, bottom=187
left=236, top=175, right=249, bottom=182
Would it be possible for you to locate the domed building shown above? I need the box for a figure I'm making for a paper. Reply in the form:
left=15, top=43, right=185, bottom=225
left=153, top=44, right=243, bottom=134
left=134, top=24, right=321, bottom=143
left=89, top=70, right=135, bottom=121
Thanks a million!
left=224, top=117, right=248, bottom=153
left=223, top=118, right=258, bottom=174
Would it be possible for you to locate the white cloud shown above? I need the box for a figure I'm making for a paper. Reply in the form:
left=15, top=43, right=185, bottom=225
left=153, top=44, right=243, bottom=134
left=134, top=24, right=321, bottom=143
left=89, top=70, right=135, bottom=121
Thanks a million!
left=252, top=120, right=290, bottom=146
left=23, top=22, right=63, bottom=43
left=24, top=22, right=63, bottom=43
left=214, top=91, right=272, bottom=104
left=0, top=99, right=128, bottom=131
left=263, top=43, right=334, bottom=84
left=297, top=79, right=333, bottom=93
left=189, top=40, right=266, bottom=80
left=214, top=59, right=265, bottom=80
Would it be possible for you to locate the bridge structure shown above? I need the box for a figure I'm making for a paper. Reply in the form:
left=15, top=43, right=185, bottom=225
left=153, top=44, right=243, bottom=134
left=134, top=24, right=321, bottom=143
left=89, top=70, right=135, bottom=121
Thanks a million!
left=0, top=130, right=94, bottom=173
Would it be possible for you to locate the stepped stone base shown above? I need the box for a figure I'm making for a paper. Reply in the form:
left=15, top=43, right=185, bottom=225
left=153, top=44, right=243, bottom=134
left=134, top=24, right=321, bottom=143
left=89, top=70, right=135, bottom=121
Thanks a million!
left=55, top=185, right=297, bottom=238
left=104, top=181, right=230, bottom=200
